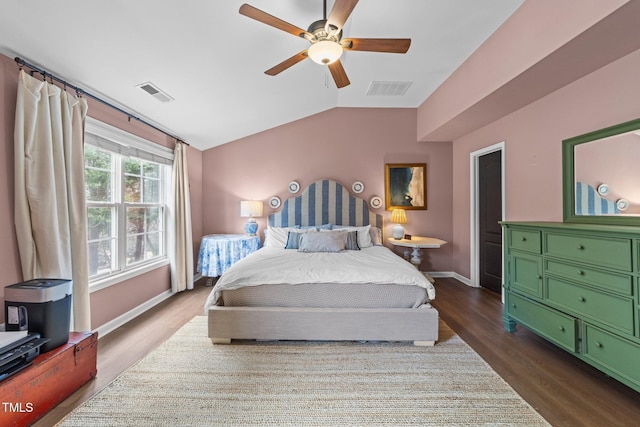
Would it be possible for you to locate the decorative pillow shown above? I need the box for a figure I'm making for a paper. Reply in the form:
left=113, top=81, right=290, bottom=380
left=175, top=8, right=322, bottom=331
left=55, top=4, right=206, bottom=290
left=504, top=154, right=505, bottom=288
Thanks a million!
left=264, top=226, right=300, bottom=248
left=285, top=229, right=316, bottom=249
left=345, top=231, right=360, bottom=250
left=332, top=225, right=373, bottom=248
left=298, top=230, right=347, bottom=253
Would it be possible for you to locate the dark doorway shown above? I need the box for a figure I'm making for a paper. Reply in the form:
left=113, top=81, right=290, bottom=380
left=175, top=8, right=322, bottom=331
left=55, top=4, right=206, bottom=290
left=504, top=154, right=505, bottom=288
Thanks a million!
left=478, top=150, right=502, bottom=293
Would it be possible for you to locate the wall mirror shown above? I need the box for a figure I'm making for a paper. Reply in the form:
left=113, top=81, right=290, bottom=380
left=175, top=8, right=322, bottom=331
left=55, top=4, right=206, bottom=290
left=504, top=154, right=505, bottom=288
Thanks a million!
left=563, top=117, right=640, bottom=225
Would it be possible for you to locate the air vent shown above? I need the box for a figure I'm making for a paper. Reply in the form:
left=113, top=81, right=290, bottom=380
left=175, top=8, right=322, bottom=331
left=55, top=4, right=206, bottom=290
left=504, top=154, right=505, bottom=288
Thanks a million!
left=136, top=81, right=174, bottom=103
left=366, top=81, right=412, bottom=96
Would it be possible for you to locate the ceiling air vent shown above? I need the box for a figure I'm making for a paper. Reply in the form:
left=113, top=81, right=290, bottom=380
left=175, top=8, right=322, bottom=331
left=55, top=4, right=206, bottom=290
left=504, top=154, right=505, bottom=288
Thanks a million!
left=136, top=81, right=174, bottom=103
left=366, top=81, right=412, bottom=96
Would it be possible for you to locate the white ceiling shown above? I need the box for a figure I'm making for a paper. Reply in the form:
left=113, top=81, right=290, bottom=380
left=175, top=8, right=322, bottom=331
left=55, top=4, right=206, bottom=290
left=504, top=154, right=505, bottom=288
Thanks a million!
left=0, top=1, right=524, bottom=151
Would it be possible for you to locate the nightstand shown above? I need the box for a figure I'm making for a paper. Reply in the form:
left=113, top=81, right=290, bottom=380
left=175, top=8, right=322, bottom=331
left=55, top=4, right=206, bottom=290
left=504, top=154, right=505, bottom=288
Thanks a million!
left=197, top=234, right=261, bottom=285
left=389, top=236, right=447, bottom=282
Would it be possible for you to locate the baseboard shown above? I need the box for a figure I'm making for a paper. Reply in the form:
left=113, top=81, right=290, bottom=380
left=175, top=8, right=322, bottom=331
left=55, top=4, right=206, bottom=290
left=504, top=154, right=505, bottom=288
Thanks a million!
left=94, top=289, right=173, bottom=338
left=95, top=272, right=204, bottom=337
left=425, top=271, right=475, bottom=287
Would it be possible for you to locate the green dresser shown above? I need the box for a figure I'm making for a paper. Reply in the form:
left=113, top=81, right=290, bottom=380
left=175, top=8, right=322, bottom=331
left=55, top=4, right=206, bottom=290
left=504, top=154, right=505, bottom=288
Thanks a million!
left=502, top=222, right=640, bottom=393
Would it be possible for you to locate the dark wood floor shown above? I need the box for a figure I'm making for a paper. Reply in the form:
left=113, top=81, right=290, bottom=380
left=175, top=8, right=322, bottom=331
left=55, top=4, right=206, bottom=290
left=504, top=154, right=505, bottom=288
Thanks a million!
left=36, top=277, right=640, bottom=426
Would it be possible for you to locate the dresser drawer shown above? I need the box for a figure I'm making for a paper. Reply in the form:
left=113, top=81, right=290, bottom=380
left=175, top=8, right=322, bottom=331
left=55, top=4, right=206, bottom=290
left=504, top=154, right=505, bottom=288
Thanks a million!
left=509, top=252, right=543, bottom=298
left=545, top=260, right=633, bottom=296
left=544, top=233, right=632, bottom=271
left=507, top=292, right=577, bottom=352
left=509, top=229, right=541, bottom=254
left=583, top=324, right=640, bottom=391
left=547, top=277, right=635, bottom=335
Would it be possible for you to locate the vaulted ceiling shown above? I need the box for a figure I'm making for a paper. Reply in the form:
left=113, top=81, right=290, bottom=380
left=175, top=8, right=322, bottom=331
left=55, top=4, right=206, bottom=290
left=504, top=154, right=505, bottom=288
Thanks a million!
left=0, top=1, right=524, bottom=150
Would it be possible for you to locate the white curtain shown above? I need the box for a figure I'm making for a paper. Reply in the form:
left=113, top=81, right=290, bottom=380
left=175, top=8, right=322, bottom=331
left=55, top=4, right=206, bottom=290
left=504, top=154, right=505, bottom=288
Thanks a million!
left=170, top=141, right=194, bottom=292
left=14, top=70, right=91, bottom=331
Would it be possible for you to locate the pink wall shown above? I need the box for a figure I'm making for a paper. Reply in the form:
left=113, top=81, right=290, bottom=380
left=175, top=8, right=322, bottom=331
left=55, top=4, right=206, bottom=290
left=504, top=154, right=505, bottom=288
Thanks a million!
left=202, top=108, right=454, bottom=272
left=417, top=0, right=634, bottom=142
left=0, top=53, right=203, bottom=328
left=448, top=48, right=640, bottom=278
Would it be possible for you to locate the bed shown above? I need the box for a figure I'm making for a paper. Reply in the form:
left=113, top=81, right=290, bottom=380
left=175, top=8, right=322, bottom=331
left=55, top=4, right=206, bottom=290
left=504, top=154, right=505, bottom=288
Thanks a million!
left=205, top=179, right=439, bottom=346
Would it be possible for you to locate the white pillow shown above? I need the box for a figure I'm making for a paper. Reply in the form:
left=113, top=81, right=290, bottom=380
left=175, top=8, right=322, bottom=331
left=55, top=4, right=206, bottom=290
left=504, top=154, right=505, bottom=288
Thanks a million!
left=369, top=227, right=383, bottom=246
left=264, top=226, right=300, bottom=248
left=298, top=230, right=347, bottom=253
left=332, top=225, right=372, bottom=248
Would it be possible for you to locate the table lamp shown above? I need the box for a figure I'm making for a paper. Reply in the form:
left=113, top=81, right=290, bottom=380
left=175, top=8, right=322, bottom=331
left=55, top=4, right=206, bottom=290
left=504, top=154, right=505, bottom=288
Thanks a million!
left=240, top=200, right=263, bottom=236
left=390, top=209, right=407, bottom=239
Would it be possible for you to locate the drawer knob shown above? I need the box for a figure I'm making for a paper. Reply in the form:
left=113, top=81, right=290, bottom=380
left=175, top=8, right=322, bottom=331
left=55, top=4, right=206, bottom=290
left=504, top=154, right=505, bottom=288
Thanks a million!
left=577, top=245, right=585, bottom=250
left=512, top=303, right=517, bottom=308
left=596, top=342, right=603, bottom=348
left=559, top=326, right=565, bottom=332
left=521, top=237, right=527, bottom=241
left=577, top=270, right=584, bottom=276
left=579, top=296, right=586, bottom=302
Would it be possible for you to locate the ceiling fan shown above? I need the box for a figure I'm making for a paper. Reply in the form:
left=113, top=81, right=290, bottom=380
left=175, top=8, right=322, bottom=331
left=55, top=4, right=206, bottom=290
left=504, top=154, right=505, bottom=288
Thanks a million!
left=239, top=0, right=411, bottom=88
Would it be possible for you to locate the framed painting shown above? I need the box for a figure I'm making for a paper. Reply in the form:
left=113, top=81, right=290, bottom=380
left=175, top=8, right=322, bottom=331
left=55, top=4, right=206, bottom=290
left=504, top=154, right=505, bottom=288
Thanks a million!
left=384, top=163, right=427, bottom=210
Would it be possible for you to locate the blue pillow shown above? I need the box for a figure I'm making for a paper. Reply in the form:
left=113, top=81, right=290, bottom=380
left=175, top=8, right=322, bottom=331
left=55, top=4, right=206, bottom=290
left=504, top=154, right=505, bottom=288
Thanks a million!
left=285, top=231, right=303, bottom=249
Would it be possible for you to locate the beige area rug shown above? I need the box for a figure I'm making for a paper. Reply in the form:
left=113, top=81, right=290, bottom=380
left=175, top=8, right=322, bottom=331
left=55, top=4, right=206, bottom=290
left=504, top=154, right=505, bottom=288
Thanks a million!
left=58, top=316, right=549, bottom=426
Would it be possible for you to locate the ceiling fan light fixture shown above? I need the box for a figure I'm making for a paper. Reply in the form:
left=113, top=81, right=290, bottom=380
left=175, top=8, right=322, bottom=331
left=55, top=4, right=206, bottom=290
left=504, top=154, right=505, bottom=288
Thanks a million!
left=308, top=40, right=343, bottom=65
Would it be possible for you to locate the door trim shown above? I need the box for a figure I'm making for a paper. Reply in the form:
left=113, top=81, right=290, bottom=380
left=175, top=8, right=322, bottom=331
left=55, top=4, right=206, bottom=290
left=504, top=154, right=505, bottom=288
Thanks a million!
left=470, top=142, right=506, bottom=294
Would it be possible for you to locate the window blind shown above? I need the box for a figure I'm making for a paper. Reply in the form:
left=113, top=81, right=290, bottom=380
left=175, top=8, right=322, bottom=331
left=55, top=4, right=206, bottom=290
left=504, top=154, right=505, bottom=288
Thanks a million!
left=85, top=117, right=174, bottom=166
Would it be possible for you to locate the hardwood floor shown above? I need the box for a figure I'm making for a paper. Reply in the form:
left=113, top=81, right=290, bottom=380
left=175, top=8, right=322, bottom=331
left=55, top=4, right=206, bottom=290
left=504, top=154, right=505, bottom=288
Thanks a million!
left=36, top=277, right=640, bottom=426
left=34, top=279, right=214, bottom=427
left=432, top=278, right=640, bottom=427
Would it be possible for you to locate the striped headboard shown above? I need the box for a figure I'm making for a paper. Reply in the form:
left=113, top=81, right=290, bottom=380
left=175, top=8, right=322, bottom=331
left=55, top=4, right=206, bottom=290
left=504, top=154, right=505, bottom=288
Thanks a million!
left=268, top=179, right=383, bottom=229
left=575, top=182, right=619, bottom=215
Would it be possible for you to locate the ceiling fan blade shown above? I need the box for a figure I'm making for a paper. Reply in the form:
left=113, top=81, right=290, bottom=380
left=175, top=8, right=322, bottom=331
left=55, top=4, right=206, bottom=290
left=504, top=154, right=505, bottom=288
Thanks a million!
left=328, top=60, right=350, bottom=88
left=240, top=4, right=311, bottom=40
left=342, top=38, right=411, bottom=53
left=265, top=51, right=309, bottom=76
left=326, top=0, right=359, bottom=34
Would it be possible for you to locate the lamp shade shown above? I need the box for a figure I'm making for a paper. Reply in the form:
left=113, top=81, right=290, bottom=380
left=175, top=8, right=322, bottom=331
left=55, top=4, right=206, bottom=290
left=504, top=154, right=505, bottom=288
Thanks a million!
left=390, top=209, right=407, bottom=224
left=308, top=40, right=343, bottom=65
left=240, top=200, right=263, bottom=218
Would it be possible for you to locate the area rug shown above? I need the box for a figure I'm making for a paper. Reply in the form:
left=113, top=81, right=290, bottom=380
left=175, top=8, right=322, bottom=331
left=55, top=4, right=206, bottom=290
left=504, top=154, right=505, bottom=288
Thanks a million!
left=57, top=316, right=549, bottom=426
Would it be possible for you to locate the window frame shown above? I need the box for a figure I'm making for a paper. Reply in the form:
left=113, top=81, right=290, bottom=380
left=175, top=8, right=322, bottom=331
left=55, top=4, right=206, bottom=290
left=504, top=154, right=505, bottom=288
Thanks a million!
left=85, top=118, right=173, bottom=292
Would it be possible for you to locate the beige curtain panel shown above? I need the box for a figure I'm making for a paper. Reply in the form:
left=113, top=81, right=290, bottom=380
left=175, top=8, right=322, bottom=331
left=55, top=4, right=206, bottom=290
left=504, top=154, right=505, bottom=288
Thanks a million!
left=14, top=70, right=91, bottom=332
left=170, top=141, right=194, bottom=293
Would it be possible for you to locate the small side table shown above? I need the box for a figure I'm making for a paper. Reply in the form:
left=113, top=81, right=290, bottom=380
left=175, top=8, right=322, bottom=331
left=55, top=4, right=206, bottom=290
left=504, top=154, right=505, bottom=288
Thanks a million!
left=197, top=234, right=261, bottom=285
left=389, top=236, right=447, bottom=282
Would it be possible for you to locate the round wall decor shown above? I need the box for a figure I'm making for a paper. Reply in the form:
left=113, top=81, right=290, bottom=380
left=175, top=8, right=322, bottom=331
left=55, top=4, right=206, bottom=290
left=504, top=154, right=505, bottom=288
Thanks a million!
left=352, top=181, right=364, bottom=194
left=288, top=181, right=300, bottom=193
left=617, top=198, right=629, bottom=212
left=268, top=196, right=281, bottom=209
left=597, top=184, right=609, bottom=196
left=370, top=196, right=382, bottom=209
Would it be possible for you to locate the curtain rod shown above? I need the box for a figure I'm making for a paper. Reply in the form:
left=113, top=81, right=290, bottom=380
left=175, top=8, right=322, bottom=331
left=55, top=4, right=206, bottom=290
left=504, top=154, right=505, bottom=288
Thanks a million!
left=15, top=57, right=187, bottom=146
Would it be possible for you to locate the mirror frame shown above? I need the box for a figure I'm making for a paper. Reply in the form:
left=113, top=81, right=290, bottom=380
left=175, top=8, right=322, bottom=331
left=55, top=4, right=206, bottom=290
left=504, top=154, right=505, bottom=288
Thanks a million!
left=563, top=117, right=640, bottom=225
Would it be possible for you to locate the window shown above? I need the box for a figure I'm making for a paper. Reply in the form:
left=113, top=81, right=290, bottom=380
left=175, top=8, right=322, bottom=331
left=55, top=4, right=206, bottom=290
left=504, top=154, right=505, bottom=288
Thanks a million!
left=84, top=118, right=173, bottom=287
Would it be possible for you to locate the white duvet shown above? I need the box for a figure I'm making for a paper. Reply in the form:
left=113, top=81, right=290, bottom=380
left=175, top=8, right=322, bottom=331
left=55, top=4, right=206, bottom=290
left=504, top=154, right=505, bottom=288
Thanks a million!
left=204, top=245, right=435, bottom=309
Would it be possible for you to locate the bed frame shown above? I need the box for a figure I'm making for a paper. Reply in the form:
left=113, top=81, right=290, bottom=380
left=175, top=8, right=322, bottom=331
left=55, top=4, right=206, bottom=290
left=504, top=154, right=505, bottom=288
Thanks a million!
left=207, top=179, right=439, bottom=346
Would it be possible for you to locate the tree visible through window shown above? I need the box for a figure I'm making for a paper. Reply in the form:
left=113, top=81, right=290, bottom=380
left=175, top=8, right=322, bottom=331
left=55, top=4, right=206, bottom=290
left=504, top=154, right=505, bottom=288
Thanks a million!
left=85, top=145, right=167, bottom=280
